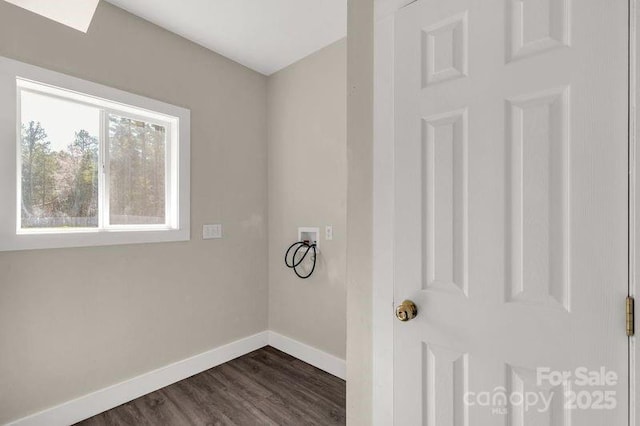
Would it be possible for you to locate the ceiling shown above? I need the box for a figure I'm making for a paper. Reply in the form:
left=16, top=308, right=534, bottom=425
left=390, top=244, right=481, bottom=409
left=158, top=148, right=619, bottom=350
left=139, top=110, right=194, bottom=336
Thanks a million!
left=3, top=0, right=99, bottom=32
left=105, top=0, right=347, bottom=76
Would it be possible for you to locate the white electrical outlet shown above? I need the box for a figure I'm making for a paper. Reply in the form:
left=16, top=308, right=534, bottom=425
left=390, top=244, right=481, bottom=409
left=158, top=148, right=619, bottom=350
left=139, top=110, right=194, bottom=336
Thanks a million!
left=203, top=224, right=223, bottom=239
left=325, top=225, right=333, bottom=240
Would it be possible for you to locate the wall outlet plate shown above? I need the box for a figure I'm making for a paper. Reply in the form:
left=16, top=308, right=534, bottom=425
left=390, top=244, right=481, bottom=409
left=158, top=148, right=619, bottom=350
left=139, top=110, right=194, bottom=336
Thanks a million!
left=203, top=224, right=223, bottom=239
left=325, top=225, right=333, bottom=240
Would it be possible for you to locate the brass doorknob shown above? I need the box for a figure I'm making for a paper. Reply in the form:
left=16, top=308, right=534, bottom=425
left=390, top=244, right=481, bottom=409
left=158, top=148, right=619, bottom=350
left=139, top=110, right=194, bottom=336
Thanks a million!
left=395, top=300, right=418, bottom=322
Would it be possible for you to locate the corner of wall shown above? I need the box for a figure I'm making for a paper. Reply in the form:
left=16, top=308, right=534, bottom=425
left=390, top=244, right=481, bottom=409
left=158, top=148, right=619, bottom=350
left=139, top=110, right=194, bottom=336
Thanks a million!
left=346, top=0, right=375, bottom=422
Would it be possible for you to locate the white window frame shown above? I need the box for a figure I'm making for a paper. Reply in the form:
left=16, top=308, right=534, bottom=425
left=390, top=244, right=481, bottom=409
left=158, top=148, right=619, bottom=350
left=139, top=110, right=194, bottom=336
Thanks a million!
left=0, top=56, right=190, bottom=251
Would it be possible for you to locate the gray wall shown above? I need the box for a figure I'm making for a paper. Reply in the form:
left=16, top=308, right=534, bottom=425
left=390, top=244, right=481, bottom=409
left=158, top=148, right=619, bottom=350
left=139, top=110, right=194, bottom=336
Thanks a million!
left=346, top=0, right=374, bottom=422
left=267, top=39, right=347, bottom=359
left=0, top=2, right=268, bottom=423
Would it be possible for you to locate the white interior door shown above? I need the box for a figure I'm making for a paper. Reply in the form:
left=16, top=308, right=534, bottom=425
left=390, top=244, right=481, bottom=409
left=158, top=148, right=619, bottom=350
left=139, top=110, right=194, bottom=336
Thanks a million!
left=393, top=0, right=629, bottom=424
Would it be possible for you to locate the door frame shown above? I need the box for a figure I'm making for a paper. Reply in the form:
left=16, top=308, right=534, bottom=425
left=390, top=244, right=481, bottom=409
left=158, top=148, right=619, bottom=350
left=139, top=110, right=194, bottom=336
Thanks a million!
left=371, top=0, right=409, bottom=423
left=631, top=1, right=639, bottom=425
left=372, top=0, right=638, bottom=423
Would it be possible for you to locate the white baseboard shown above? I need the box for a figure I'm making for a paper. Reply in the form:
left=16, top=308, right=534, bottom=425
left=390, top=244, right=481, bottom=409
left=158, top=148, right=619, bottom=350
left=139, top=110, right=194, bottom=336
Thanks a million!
left=268, top=331, right=346, bottom=380
left=8, top=332, right=269, bottom=426
left=7, top=331, right=345, bottom=426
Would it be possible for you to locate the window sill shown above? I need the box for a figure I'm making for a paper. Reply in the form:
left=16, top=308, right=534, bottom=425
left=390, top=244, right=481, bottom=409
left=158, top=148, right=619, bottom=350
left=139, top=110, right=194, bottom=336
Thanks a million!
left=1, top=228, right=190, bottom=251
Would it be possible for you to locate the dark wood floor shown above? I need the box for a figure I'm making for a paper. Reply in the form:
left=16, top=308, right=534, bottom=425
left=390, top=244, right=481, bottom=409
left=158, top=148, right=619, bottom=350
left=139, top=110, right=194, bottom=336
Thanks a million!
left=76, top=346, right=345, bottom=426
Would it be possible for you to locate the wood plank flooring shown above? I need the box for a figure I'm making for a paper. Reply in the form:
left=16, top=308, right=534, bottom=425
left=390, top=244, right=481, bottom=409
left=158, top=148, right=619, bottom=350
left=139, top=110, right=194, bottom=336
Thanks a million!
left=75, top=346, right=345, bottom=426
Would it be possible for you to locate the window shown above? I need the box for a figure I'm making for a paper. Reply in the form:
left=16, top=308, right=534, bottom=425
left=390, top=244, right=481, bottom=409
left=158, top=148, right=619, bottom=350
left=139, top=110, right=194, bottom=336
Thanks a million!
left=19, top=87, right=102, bottom=230
left=0, top=56, right=190, bottom=250
left=18, top=81, right=173, bottom=231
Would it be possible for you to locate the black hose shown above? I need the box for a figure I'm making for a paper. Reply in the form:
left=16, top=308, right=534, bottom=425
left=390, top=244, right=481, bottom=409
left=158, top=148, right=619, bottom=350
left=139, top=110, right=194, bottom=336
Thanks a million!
left=285, top=241, right=307, bottom=267
left=284, top=241, right=317, bottom=279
